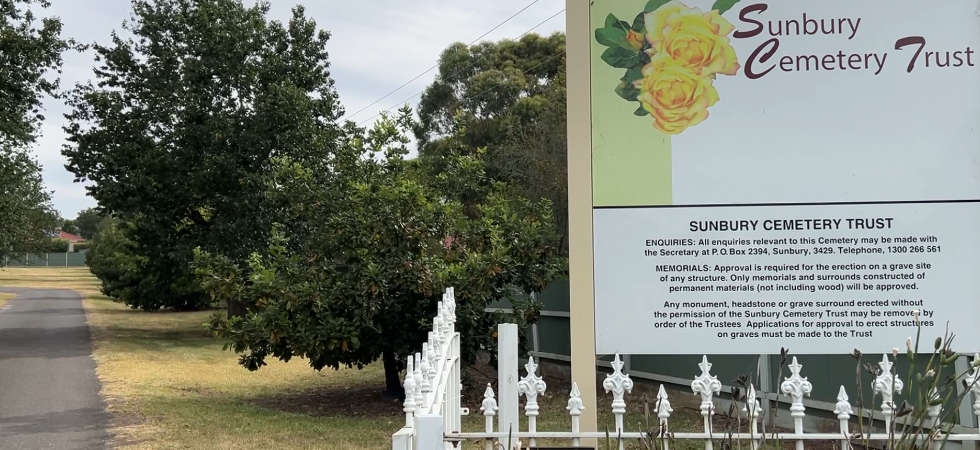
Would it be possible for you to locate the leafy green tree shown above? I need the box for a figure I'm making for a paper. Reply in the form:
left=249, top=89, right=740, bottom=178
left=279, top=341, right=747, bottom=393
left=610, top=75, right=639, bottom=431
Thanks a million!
left=0, top=149, right=58, bottom=260
left=1, top=0, right=71, bottom=148
left=0, top=0, right=67, bottom=260
left=63, top=0, right=342, bottom=310
left=60, top=219, right=78, bottom=234
left=73, top=207, right=101, bottom=239
left=86, top=217, right=149, bottom=303
left=416, top=34, right=569, bottom=250
left=196, top=113, right=563, bottom=397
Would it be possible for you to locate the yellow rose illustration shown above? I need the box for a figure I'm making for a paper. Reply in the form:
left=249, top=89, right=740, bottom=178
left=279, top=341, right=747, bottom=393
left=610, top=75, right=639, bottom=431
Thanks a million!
left=594, top=0, right=741, bottom=135
left=626, top=29, right=645, bottom=50
left=645, top=1, right=739, bottom=76
left=636, top=55, right=719, bottom=135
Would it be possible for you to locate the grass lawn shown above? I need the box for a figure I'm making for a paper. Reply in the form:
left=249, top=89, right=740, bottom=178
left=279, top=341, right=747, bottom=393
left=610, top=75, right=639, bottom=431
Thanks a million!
left=0, top=267, right=720, bottom=449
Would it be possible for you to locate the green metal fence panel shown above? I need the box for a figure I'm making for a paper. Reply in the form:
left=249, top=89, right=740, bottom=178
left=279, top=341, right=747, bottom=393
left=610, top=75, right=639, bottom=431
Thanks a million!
left=537, top=316, right=571, bottom=356
left=3, top=251, right=87, bottom=267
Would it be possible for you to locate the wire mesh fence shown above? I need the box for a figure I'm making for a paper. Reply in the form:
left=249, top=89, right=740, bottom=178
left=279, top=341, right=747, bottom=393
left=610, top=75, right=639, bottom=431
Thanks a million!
left=2, top=251, right=88, bottom=267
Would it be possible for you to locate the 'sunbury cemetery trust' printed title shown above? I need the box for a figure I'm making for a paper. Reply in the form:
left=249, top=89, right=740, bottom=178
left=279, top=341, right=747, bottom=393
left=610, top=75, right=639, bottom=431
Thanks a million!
left=736, top=3, right=976, bottom=78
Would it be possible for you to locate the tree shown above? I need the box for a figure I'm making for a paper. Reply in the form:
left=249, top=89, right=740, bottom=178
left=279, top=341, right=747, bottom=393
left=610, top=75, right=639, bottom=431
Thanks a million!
left=0, top=0, right=67, bottom=259
left=416, top=34, right=569, bottom=249
left=196, top=112, right=563, bottom=397
left=86, top=217, right=148, bottom=303
left=1, top=0, right=71, bottom=148
left=0, top=149, right=58, bottom=260
left=60, top=219, right=77, bottom=234
left=73, top=207, right=101, bottom=239
left=63, top=0, right=342, bottom=310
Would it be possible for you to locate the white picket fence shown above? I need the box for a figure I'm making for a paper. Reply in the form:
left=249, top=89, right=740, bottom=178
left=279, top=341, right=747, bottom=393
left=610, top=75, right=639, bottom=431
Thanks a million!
left=393, top=288, right=980, bottom=449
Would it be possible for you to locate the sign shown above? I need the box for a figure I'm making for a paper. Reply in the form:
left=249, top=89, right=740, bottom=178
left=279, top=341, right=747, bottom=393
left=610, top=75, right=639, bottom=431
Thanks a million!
left=585, top=0, right=980, bottom=354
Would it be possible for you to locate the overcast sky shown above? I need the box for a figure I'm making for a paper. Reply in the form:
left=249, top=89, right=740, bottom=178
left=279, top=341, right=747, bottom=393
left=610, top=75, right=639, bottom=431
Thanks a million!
left=34, top=0, right=566, bottom=218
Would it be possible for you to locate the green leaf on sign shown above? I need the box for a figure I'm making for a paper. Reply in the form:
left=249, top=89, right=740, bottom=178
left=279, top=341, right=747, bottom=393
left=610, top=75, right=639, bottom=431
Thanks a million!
left=605, top=13, right=619, bottom=29
left=601, top=47, right=640, bottom=69
left=644, top=0, right=672, bottom=13
left=634, top=105, right=650, bottom=117
left=632, top=12, right=645, bottom=32
left=623, top=65, right=644, bottom=86
left=615, top=79, right=640, bottom=102
left=711, top=0, right=742, bottom=14
left=595, top=14, right=635, bottom=50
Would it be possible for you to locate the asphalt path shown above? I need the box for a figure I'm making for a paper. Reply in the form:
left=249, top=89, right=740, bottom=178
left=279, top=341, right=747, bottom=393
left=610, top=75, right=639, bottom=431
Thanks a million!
left=0, top=288, right=108, bottom=449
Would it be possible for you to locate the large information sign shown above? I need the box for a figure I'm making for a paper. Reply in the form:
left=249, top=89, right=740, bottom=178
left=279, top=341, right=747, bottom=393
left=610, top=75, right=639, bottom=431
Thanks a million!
left=588, top=0, right=980, bottom=354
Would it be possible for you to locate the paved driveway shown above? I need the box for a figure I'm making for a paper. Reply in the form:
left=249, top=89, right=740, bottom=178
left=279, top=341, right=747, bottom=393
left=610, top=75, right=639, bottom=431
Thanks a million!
left=0, top=288, right=108, bottom=449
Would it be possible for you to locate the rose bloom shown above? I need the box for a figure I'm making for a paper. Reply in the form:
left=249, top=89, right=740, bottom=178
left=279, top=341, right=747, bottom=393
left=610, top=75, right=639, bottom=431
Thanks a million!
left=626, top=29, right=645, bottom=50
left=645, top=1, right=739, bottom=76
left=636, top=54, right=719, bottom=134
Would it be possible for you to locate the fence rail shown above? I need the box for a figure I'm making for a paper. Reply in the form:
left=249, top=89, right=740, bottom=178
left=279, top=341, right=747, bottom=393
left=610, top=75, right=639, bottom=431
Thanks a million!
left=2, top=252, right=88, bottom=267
left=395, top=288, right=980, bottom=449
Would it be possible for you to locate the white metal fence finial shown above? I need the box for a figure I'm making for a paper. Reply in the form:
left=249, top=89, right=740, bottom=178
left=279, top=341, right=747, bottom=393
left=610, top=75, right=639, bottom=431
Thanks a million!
left=604, top=354, right=633, bottom=450
left=744, top=384, right=762, bottom=450
left=419, top=344, right=433, bottom=396
left=481, top=383, right=498, bottom=418
left=781, top=357, right=813, bottom=417
left=654, top=385, right=673, bottom=450
left=966, top=353, right=980, bottom=419
left=834, top=386, right=853, bottom=450
left=480, top=383, right=497, bottom=450
left=691, top=355, right=721, bottom=450
left=874, top=353, right=904, bottom=434
left=655, top=384, right=673, bottom=424
left=413, top=352, right=425, bottom=410
left=781, top=357, right=813, bottom=450
left=519, top=356, right=547, bottom=447
left=567, top=381, right=585, bottom=416
left=567, top=382, right=584, bottom=447
left=834, top=386, right=853, bottom=420
left=403, top=358, right=417, bottom=427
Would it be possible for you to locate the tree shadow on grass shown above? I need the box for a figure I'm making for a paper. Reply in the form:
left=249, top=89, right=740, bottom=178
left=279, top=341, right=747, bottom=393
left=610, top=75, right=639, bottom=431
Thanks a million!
left=90, top=325, right=216, bottom=351
left=248, top=383, right=403, bottom=418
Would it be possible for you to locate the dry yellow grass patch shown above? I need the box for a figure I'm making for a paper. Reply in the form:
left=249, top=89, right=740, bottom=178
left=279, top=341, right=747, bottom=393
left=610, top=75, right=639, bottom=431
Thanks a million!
left=0, top=267, right=102, bottom=296
left=85, top=296, right=403, bottom=449
left=1, top=267, right=404, bottom=449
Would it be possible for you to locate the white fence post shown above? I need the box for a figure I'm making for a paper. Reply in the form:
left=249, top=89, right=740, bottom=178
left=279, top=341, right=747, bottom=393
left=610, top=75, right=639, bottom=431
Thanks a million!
left=497, top=323, right=519, bottom=446
left=415, top=414, right=444, bottom=450
left=519, top=357, right=547, bottom=448
left=744, top=384, right=762, bottom=450
left=692, top=355, right=721, bottom=450
left=967, top=354, right=980, bottom=430
left=781, top=357, right=812, bottom=450
left=873, top=354, right=904, bottom=437
left=603, top=354, right=633, bottom=450
left=481, top=384, right=497, bottom=450
left=403, top=358, right=417, bottom=428
left=834, top=386, right=853, bottom=450
left=655, top=385, right=673, bottom=450
left=567, top=382, right=584, bottom=447
left=391, top=427, right=413, bottom=450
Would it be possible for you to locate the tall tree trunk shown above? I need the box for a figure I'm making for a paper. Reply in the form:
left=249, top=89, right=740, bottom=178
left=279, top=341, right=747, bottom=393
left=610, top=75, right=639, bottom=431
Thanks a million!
left=383, top=349, right=405, bottom=400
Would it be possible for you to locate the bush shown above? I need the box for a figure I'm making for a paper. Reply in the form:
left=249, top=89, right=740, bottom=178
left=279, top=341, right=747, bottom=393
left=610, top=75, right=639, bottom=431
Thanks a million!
left=88, top=217, right=210, bottom=310
left=43, top=238, right=70, bottom=253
